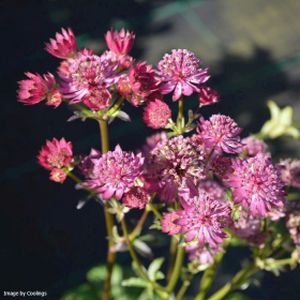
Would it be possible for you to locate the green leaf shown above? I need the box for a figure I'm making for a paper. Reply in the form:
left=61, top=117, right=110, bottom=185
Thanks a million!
left=148, top=257, right=164, bottom=281
left=121, top=277, right=148, bottom=288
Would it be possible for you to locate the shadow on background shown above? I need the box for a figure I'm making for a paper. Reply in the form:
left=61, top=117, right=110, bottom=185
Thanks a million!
left=1, top=0, right=300, bottom=299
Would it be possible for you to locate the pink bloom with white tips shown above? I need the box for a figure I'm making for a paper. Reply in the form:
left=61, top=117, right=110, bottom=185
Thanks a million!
left=122, top=186, right=150, bottom=209
left=50, top=168, right=67, bottom=183
left=84, top=145, right=144, bottom=200
left=143, top=99, right=171, bottom=129
left=161, top=211, right=181, bottom=235
left=198, top=86, right=219, bottom=107
left=225, top=154, right=285, bottom=218
left=59, top=52, right=118, bottom=109
left=157, top=49, right=209, bottom=101
left=38, top=138, right=73, bottom=171
left=197, top=114, right=243, bottom=154
left=17, top=72, right=60, bottom=107
left=45, top=28, right=77, bottom=59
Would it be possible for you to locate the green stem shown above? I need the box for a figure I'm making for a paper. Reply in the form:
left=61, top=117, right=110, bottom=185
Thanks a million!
left=98, top=119, right=116, bottom=300
left=177, top=98, right=184, bottom=133
left=167, top=237, right=178, bottom=281
left=129, top=209, right=149, bottom=241
left=207, top=264, right=258, bottom=300
left=147, top=203, right=163, bottom=220
left=166, top=245, right=185, bottom=293
left=175, top=278, right=192, bottom=300
left=195, top=252, right=224, bottom=300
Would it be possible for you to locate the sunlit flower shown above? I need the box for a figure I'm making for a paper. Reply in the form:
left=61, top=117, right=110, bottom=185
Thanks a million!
left=157, top=49, right=209, bottom=101
left=38, top=138, right=73, bottom=170
left=225, top=154, right=285, bottom=217
left=122, top=186, right=150, bottom=209
left=45, top=28, right=77, bottom=59
left=197, top=114, right=242, bottom=154
left=161, top=211, right=181, bottom=235
left=84, top=145, right=144, bottom=200
left=143, top=98, right=171, bottom=129
left=50, top=168, right=67, bottom=183
left=198, top=86, right=219, bottom=107
left=278, top=159, right=300, bottom=189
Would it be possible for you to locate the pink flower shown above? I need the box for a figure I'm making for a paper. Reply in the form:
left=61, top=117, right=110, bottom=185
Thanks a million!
left=84, top=145, right=144, bottom=200
left=50, top=168, right=67, bottom=183
left=38, top=138, right=73, bottom=170
left=176, top=192, right=231, bottom=247
left=286, top=201, right=300, bottom=246
left=118, top=62, right=159, bottom=106
left=198, top=86, right=219, bottom=107
left=186, top=244, right=222, bottom=265
left=59, top=52, right=118, bottom=109
left=17, top=72, right=60, bottom=106
left=79, top=149, right=101, bottom=177
left=45, top=28, right=77, bottom=59
left=232, top=210, right=266, bottom=247
left=145, top=135, right=206, bottom=203
left=225, top=154, right=285, bottom=217
left=197, top=114, right=242, bottom=154
left=122, top=186, right=150, bottom=209
left=143, top=99, right=171, bottom=129
left=105, top=28, right=135, bottom=56
left=161, top=211, right=181, bottom=235
left=141, top=132, right=168, bottom=159
left=157, top=49, right=209, bottom=101
left=278, top=159, right=300, bottom=189
left=241, top=136, right=268, bottom=157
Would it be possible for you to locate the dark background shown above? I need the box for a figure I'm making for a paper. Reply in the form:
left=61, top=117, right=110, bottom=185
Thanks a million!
left=1, top=0, right=300, bottom=299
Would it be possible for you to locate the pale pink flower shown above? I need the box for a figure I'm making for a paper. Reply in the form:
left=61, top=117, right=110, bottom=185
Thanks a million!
left=50, top=168, right=67, bottom=183
left=59, top=52, right=118, bottom=109
left=161, top=211, right=181, bottom=235
left=105, top=28, right=135, bottom=56
left=278, top=159, right=300, bottom=189
left=122, top=187, right=150, bottom=209
left=241, top=136, right=268, bottom=157
left=118, top=62, right=159, bottom=106
left=286, top=201, right=300, bottom=246
left=84, top=145, right=144, bottom=200
left=17, top=72, right=60, bottom=106
left=143, top=99, right=171, bottom=129
left=145, top=135, right=206, bottom=203
left=141, top=132, right=168, bottom=159
left=225, top=154, right=285, bottom=217
left=197, top=114, right=242, bottom=154
left=157, top=49, right=209, bottom=101
left=45, top=28, right=77, bottom=59
left=198, top=86, right=219, bottom=107
left=38, top=138, right=73, bottom=170
left=186, top=244, right=222, bottom=265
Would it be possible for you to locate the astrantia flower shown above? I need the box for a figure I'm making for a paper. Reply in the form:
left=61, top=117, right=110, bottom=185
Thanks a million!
left=157, top=49, right=209, bottom=101
left=143, top=99, right=171, bottom=129
left=176, top=192, right=231, bottom=247
left=45, top=28, right=77, bottom=59
left=232, top=210, right=265, bottom=247
left=146, top=135, right=206, bottom=203
left=141, top=132, right=168, bottom=159
left=59, top=52, right=118, bottom=109
left=38, top=138, right=73, bottom=170
left=286, top=202, right=300, bottom=246
left=118, top=62, right=158, bottom=106
left=186, top=244, right=222, bottom=265
left=225, top=154, right=285, bottom=217
left=122, top=186, right=150, bottom=209
left=198, top=86, right=219, bottom=107
left=105, top=28, right=135, bottom=56
left=197, top=114, right=242, bottom=154
left=79, top=149, right=101, bottom=178
left=50, top=168, right=67, bottom=183
left=161, top=211, right=181, bottom=235
left=241, top=136, right=268, bottom=157
left=84, top=145, right=144, bottom=200
left=17, top=72, right=60, bottom=106
left=278, top=159, right=300, bottom=189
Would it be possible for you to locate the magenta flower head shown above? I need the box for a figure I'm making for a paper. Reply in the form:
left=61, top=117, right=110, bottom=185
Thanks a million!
left=59, top=52, right=118, bottom=110
left=145, top=135, right=206, bottom=203
left=45, top=28, right=77, bottom=59
left=197, top=114, right=243, bottom=154
left=143, top=98, right=171, bottom=129
left=198, top=86, right=220, bottom=107
left=225, top=154, right=285, bottom=218
left=84, top=145, right=144, bottom=200
left=161, top=211, right=181, bottom=235
left=118, top=62, right=158, bottom=106
left=278, top=159, right=300, bottom=189
left=241, top=136, right=268, bottom=157
left=122, top=186, right=150, bottom=209
left=38, top=138, right=73, bottom=183
left=176, top=191, right=231, bottom=247
left=17, top=72, right=61, bottom=107
left=157, top=49, right=209, bottom=101
left=105, top=28, right=135, bottom=56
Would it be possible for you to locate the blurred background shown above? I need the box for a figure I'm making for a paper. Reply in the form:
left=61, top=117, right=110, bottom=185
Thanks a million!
left=1, top=0, right=300, bottom=299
